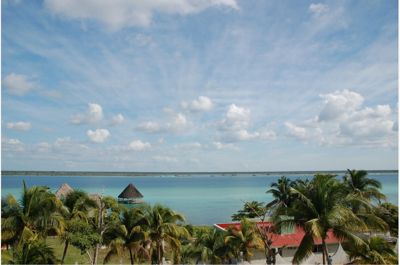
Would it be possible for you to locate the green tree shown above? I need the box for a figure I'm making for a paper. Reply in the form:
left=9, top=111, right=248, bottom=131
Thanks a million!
left=374, top=202, right=398, bottom=237
left=60, top=190, right=97, bottom=264
left=90, top=195, right=121, bottom=265
left=346, top=236, right=398, bottom=264
left=344, top=169, right=386, bottom=203
left=278, top=174, right=368, bottom=265
left=224, top=218, right=263, bottom=262
left=145, top=204, right=189, bottom=264
left=192, top=227, right=229, bottom=264
left=1, top=182, right=64, bottom=245
left=103, top=207, right=150, bottom=265
left=7, top=227, right=57, bottom=264
left=266, top=176, right=294, bottom=213
left=232, top=201, right=266, bottom=221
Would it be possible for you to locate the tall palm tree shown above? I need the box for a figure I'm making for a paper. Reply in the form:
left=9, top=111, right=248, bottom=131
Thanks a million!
left=192, top=227, right=228, bottom=264
left=346, top=236, right=398, bottom=264
left=224, top=218, right=263, bottom=262
left=145, top=204, right=189, bottom=264
left=103, top=207, right=150, bottom=265
left=2, top=181, right=64, bottom=245
left=60, top=190, right=97, bottom=264
left=266, top=176, right=294, bottom=213
left=278, top=174, right=368, bottom=265
left=344, top=169, right=386, bottom=203
left=6, top=227, right=57, bottom=264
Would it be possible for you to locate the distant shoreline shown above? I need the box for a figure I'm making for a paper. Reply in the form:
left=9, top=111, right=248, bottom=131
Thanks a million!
left=2, top=170, right=398, bottom=177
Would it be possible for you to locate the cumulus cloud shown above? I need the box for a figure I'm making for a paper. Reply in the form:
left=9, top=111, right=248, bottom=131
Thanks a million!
left=44, top=0, right=238, bottom=30
left=285, top=90, right=396, bottom=147
left=87, top=129, right=110, bottom=143
left=3, top=73, right=34, bottom=96
left=182, top=96, right=213, bottom=112
left=137, top=121, right=162, bottom=133
left=6, top=121, right=31, bottom=131
left=309, top=3, right=329, bottom=16
left=71, top=103, right=103, bottom=124
left=318, top=89, right=364, bottom=121
left=217, top=104, right=276, bottom=142
left=129, top=140, right=151, bottom=151
left=111, top=113, right=124, bottom=125
left=2, top=137, right=24, bottom=152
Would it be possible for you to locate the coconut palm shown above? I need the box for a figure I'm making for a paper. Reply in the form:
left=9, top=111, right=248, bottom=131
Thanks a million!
left=346, top=236, right=398, bottom=264
left=103, top=207, right=150, bottom=265
left=344, top=169, right=386, bottom=203
left=60, top=190, right=97, bottom=264
left=7, top=227, right=57, bottom=264
left=224, top=218, right=263, bottom=262
left=232, top=201, right=266, bottom=221
left=145, top=204, right=190, bottom=264
left=278, top=174, right=369, bottom=265
left=192, top=227, right=229, bottom=264
left=2, top=181, right=64, bottom=245
left=266, top=176, right=294, bottom=213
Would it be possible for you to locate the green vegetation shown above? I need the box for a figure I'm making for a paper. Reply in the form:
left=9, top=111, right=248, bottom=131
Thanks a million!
left=1, top=169, right=398, bottom=264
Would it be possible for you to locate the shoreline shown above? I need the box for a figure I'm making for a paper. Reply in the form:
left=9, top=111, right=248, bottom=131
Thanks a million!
left=2, top=169, right=398, bottom=177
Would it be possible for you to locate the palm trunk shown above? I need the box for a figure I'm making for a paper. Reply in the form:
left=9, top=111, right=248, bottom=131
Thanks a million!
left=129, top=248, right=134, bottom=265
left=93, top=244, right=100, bottom=265
left=61, top=240, right=69, bottom=264
left=321, top=239, right=327, bottom=265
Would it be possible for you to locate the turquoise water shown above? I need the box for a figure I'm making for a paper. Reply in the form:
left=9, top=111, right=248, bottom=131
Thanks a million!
left=1, top=173, right=398, bottom=225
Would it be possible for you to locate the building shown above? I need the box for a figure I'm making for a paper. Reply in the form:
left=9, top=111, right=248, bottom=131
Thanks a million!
left=214, top=221, right=349, bottom=265
left=118, top=183, right=144, bottom=204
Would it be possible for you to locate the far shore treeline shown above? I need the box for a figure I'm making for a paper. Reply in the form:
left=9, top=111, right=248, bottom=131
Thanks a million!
left=1, top=169, right=398, bottom=265
left=2, top=169, right=398, bottom=176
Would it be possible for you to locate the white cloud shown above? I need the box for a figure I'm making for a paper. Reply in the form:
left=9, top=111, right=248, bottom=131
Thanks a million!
left=6, top=121, right=31, bottom=131
left=318, top=89, right=364, bottom=121
left=182, top=96, right=213, bottom=112
left=213, top=141, right=238, bottom=150
left=44, top=0, right=238, bottom=30
left=152, top=155, right=178, bottom=163
left=3, top=73, right=34, bottom=96
left=284, top=122, right=308, bottom=140
left=129, top=140, right=151, bottom=151
left=71, top=103, right=103, bottom=124
left=285, top=90, right=396, bottom=148
left=137, top=121, right=162, bottom=133
left=309, top=3, right=329, bottom=16
left=111, top=113, right=124, bottom=125
left=2, top=137, right=24, bottom=152
left=87, top=129, right=110, bottom=143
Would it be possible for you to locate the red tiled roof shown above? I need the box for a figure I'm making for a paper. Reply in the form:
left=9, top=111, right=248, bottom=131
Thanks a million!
left=214, top=221, right=339, bottom=248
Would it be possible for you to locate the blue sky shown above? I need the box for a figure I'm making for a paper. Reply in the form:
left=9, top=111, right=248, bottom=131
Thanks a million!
left=2, top=0, right=398, bottom=171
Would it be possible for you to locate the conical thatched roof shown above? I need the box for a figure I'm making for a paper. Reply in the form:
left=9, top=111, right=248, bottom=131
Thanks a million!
left=55, top=183, right=73, bottom=199
left=118, top=183, right=143, bottom=199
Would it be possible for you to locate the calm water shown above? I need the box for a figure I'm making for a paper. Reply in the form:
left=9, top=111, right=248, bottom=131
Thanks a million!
left=1, top=173, right=398, bottom=225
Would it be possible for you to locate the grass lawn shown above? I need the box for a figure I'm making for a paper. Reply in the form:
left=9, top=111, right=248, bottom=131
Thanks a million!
left=2, top=237, right=133, bottom=264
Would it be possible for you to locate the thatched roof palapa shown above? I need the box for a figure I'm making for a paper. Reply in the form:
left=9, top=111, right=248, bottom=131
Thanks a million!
left=118, top=183, right=143, bottom=199
left=55, top=183, right=73, bottom=199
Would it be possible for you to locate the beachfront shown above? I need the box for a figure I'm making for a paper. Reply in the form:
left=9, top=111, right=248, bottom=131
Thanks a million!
left=2, top=170, right=398, bottom=264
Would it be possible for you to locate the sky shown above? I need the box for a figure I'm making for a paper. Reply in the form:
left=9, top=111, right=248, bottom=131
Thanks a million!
left=1, top=0, right=398, bottom=172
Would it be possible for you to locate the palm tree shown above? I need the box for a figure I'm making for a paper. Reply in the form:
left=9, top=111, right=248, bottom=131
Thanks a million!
left=224, top=218, right=263, bottom=262
left=344, top=169, right=386, bottom=203
left=145, top=204, right=189, bottom=264
left=60, top=190, right=97, bottom=264
left=266, top=176, right=294, bottom=213
left=346, top=236, right=398, bottom=264
left=232, top=201, right=266, bottom=221
left=278, top=174, right=368, bottom=265
left=103, top=207, right=150, bottom=264
left=6, top=227, right=57, bottom=264
left=192, top=227, right=228, bottom=264
left=2, top=181, right=64, bottom=245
